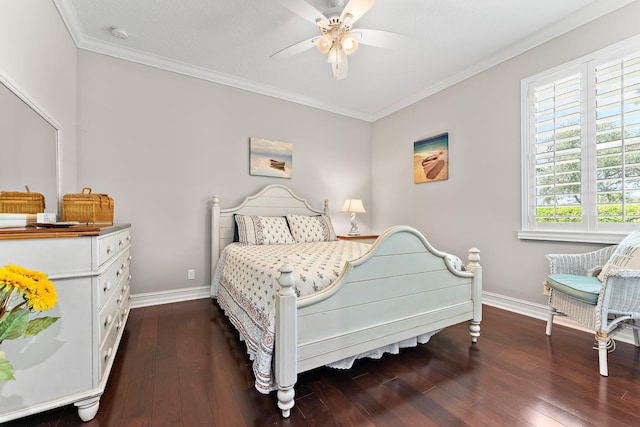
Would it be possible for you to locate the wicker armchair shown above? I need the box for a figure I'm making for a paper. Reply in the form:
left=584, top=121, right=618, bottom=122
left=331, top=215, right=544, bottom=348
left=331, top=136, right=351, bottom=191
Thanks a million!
left=545, top=245, right=640, bottom=376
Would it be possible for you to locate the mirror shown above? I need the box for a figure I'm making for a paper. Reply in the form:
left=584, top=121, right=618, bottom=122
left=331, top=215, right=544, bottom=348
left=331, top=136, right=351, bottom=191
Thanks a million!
left=0, top=76, right=60, bottom=216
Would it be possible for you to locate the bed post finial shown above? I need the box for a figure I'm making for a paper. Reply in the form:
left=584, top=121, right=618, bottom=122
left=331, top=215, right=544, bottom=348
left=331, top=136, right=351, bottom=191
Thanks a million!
left=276, top=264, right=297, bottom=418
left=324, top=198, right=329, bottom=216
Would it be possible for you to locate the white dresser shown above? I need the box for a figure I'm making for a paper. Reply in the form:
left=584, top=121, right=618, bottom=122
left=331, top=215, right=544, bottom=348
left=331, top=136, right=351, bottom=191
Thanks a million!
left=0, top=224, right=132, bottom=423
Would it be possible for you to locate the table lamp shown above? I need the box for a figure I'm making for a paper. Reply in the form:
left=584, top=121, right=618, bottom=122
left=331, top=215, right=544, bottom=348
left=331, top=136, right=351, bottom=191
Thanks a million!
left=340, top=199, right=366, bottom=235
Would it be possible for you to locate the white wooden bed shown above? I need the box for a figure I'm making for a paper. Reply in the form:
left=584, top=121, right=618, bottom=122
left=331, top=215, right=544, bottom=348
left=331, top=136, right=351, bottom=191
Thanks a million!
left=210, top=185, right=482, bottom=417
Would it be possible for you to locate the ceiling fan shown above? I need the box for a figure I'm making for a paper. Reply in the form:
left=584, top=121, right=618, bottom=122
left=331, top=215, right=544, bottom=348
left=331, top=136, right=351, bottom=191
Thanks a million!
left=273, top=0, right=407, bottom=80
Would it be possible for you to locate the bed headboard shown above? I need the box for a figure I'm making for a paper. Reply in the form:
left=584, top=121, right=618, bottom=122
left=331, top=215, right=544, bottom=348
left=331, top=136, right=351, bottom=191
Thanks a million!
left=211, top=185, right=329, bottom=274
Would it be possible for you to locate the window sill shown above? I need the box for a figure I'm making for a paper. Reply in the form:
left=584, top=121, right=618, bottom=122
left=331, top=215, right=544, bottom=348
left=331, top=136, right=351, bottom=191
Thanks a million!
left=517, top=230, right=628, bottom=244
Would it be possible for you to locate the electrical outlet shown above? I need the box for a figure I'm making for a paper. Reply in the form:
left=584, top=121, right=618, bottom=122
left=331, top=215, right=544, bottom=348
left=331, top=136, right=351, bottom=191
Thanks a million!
left=187, top=269, right=195, bottom=280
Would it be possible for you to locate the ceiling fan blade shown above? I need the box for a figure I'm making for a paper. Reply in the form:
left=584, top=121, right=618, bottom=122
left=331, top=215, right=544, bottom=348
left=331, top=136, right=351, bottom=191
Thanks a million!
left=270, top=36, right=317, bottom=59
left=279, top=0, right=329, bottom=28
left=351, top=29, right=409, bottom=49
left=340, top=0, right=375, bottom=26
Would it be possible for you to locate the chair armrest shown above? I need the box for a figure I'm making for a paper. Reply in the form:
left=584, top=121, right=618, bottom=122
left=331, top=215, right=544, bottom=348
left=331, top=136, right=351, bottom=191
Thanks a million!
left=602, top=269, right=640, bottom=311
left=599, top=269, right=640, bottom=329
left=546, top=245, right=618, bottom=275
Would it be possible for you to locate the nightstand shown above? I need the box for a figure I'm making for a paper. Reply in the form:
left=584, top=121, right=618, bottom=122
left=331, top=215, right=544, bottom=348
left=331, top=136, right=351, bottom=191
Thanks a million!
left=337, top=234, right=379, bottom=244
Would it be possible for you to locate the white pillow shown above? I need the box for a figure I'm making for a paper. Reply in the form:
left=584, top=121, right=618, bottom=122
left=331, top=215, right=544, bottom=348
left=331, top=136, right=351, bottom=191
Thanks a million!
left=286, top=214, right=337, bottom=243
left=235, top=215, right=294, bottom=245
left=598, top=230, right=640, bottom=281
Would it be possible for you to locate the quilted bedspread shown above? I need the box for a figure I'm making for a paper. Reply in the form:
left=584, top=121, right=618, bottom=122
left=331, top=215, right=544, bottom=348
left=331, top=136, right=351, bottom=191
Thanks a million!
left=211, top=240, right=447, bottom=393
left=211, top=240, right=371, bottom=393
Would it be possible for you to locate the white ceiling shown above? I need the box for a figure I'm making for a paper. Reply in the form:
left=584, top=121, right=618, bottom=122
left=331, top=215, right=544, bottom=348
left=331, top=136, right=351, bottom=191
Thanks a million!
left=53, top=0, right=635, bottom=122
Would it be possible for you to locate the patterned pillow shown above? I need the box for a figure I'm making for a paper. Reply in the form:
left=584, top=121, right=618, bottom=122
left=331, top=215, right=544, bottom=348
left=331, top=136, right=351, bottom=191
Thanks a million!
left=235, top=215, right=294, bottom=245
left=286, top=214, right=337, bottom=243
left=598, top=230, right=640, bottom=281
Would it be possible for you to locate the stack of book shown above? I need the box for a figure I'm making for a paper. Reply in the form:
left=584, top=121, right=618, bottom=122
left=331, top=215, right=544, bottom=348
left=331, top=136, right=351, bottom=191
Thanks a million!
left=0, top=213, right=37, bottom=228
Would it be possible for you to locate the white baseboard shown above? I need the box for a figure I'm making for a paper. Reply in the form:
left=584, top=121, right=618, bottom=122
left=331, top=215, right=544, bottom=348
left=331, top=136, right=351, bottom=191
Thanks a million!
left=482, top=290, right=637, bottom=345
left=130, top=285, right=210, bottom=308
left=128, top=287, right=637, bottom=346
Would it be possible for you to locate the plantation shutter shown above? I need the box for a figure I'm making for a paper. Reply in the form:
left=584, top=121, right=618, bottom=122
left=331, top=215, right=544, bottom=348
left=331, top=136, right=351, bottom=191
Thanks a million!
left=533, top=74, right=583, bottom=223
left=595, top=53, right=640, bottom=223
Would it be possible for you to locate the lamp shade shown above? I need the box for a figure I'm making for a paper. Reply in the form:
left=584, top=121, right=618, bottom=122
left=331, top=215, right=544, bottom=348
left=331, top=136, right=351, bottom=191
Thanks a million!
left=342, top=34, right=358, bottom=55
left=314, top=34, right=333, bottom=54
left=340, top=199, right=366, bottom=214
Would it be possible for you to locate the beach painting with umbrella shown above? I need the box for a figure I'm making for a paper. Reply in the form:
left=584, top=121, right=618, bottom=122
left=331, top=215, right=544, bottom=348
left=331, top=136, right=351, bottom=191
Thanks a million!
left=413, top=133, right=448, bottom=183
left=250, top=137, right=292, bottom=178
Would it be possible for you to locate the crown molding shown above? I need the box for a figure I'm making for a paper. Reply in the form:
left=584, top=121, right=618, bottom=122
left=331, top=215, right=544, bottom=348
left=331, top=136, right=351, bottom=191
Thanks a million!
left=53, top=0, right=373, bottom=121
left=370, top=0, right=638, bottom=121
left=54, top=0, right=637, bottom=123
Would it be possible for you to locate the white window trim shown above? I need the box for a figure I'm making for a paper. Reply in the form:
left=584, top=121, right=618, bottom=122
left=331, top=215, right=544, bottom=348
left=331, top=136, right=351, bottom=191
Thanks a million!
left=519, top=34, right=640, bottom=244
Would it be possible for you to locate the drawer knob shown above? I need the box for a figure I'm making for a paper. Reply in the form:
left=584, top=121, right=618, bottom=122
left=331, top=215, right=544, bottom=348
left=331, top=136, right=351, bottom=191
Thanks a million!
left=103, top=282, right=111, bottom=292
left=106, top=245, right=113, bottom=254
left=104, top=315, right=113, bottom=328
left=104, top=347, right=113, bottom=361
left=118, top=239, right=124, bottom=247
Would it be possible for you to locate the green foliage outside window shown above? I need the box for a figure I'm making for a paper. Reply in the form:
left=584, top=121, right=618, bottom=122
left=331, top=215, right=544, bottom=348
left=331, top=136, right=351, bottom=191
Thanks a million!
left=536, top=205, right=640, bottom=222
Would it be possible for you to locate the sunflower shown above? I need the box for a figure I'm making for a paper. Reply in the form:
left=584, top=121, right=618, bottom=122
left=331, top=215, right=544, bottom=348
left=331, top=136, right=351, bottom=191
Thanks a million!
left=23, top=277, right=58, bottom=312
left=4, top=264, right=48, bottom=283
left=0, top=267, right=34, bottom=292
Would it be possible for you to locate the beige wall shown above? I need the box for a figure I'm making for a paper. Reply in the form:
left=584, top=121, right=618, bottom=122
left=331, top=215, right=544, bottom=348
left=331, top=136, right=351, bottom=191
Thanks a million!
left=76, top=51, right=372, bottom=295
left=0, top=0, right=77, bottom=198
left=371, top=1, right=640, bottom=310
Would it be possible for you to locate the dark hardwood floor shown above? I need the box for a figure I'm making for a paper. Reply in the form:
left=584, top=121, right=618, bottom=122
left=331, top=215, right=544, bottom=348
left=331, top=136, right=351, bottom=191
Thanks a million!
left=5, top=299, right=640, bottom=426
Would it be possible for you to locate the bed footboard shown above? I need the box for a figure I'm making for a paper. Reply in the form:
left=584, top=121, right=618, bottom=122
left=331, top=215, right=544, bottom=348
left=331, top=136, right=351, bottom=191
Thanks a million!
left=274, top=225, right=481, bottom=418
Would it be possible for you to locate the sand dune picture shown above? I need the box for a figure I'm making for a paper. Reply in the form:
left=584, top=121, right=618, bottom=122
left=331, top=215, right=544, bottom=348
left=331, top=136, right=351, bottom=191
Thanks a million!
left=413, top=133, right=448, bottom=183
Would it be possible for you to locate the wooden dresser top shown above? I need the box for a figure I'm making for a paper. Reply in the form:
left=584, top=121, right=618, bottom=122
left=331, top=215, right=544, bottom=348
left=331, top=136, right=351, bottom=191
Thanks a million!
left=0, top=224, right=130, bottom=240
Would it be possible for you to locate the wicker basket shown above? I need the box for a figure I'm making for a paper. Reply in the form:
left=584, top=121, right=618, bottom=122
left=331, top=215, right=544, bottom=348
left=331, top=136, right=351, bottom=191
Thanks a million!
left=62, top=187, right=114, bottom=225
left=0, top=190, right=45, bottom=214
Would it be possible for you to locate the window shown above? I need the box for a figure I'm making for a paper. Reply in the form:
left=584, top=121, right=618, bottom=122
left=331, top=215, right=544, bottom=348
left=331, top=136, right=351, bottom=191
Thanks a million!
left=520, top=35, right=640, bottom=243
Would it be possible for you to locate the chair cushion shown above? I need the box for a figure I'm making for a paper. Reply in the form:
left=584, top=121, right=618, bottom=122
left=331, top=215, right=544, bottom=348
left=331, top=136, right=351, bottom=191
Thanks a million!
left=546, top=274, right=602, bottom=305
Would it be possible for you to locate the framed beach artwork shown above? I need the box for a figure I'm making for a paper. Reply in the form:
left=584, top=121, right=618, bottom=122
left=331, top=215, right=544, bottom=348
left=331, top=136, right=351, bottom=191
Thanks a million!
left=249, top=137, right=292, bottom=179
left=413, top=133, right=448, bottom=184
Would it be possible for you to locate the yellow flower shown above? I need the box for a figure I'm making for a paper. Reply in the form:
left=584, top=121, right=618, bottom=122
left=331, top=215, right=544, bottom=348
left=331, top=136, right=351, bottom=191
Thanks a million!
left=4, top=264, right=48, bottom=283
left=0, top=265, right=57, bottom=311
left=0, top=264, right=59, bottom=381
left=23, top=278, right=58, bottom=311
left=0, top=267, right=33, bottom=292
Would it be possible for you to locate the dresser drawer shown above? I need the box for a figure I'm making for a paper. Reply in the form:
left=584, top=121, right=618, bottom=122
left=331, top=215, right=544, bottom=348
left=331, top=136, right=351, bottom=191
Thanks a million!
left=114, top=229, right=131, bottom=253
left=98, top=290, right=120, bottom=345
left=97, top=234, right=116, bottom=267
left=98, top=316, right=120, bottom=382
left=97, top=248, right=130, bottom=308
left=119, top=284, right=131, bottom=323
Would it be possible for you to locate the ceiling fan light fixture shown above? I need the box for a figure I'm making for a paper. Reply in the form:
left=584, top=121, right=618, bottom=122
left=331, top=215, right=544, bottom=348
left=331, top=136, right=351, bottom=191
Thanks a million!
left=327, top=44, right=345, bottom=64
left=276, top=0, right=386, bottom=80
left=327, top=45, right=338, bottom=63
left=342, top=34, right=358, bottom=55
left=314, top=34, right=333, bottom=54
